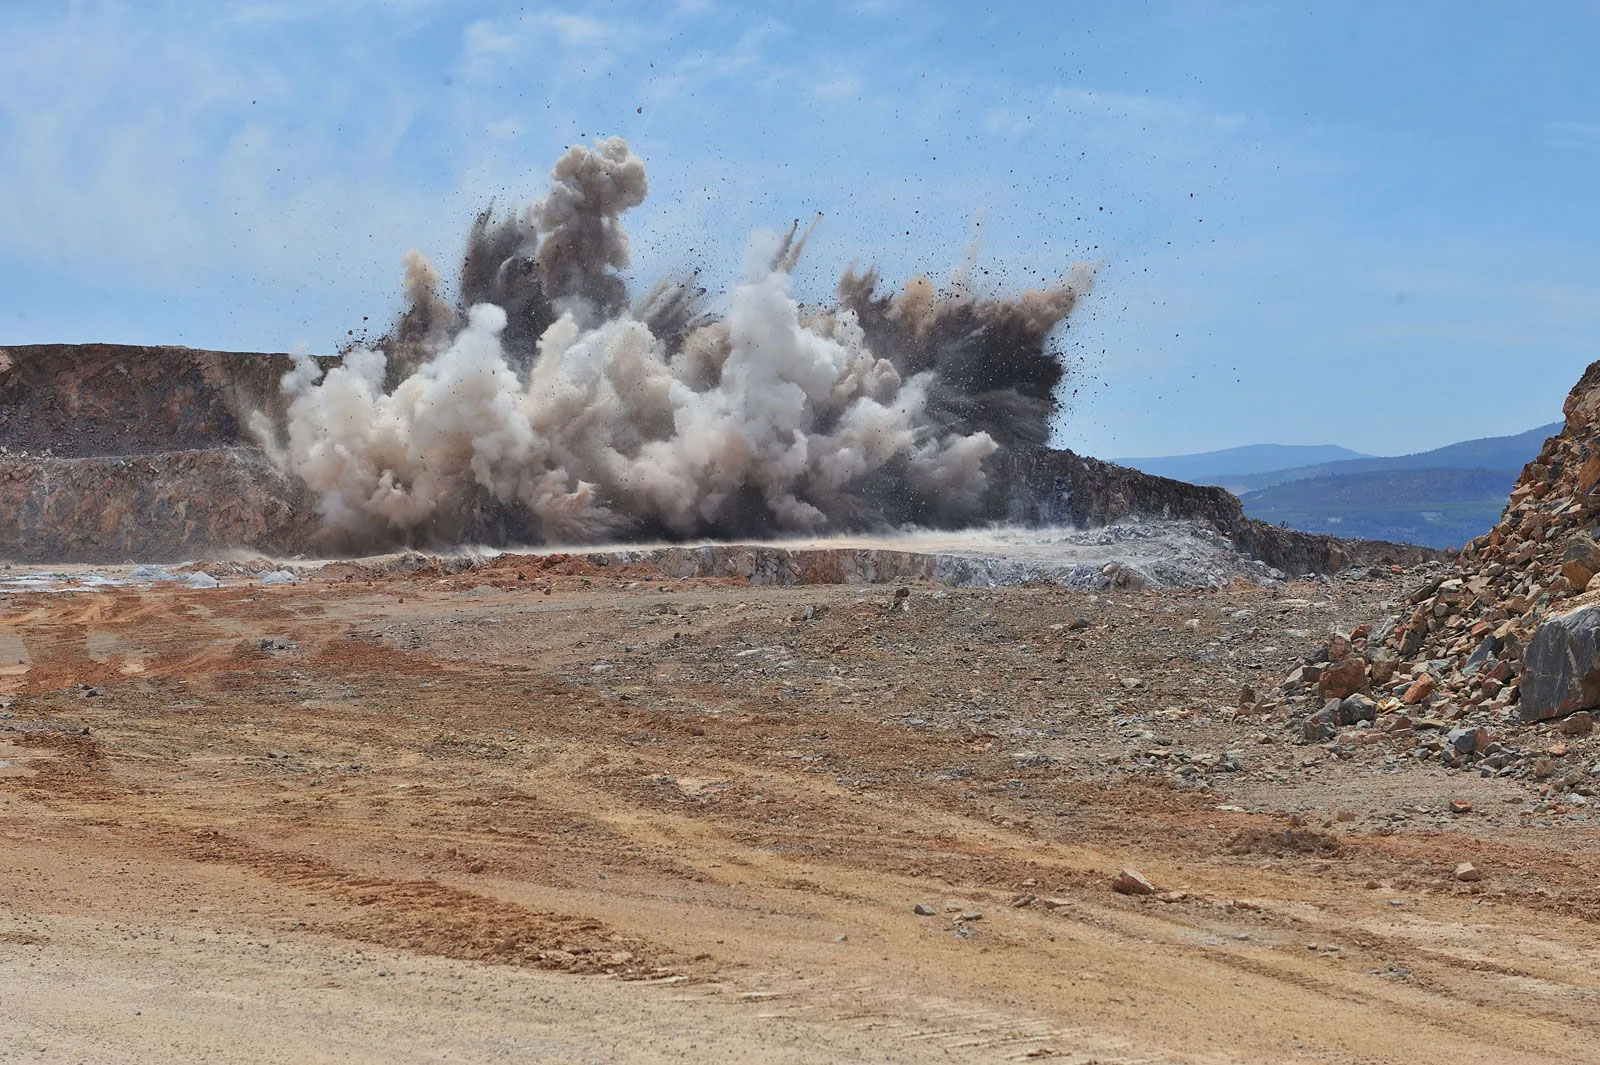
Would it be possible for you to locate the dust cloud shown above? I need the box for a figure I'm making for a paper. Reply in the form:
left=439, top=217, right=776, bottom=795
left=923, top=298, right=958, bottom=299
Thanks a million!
left=259, top=138, right=1092, bottom=548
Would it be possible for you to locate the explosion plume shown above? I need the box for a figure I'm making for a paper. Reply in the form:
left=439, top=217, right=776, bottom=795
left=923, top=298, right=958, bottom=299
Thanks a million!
left=263, top=137, right=1092, bottom=549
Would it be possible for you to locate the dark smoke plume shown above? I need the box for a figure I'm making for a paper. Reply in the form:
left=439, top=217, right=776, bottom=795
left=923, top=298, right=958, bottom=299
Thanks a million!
left=261, top=137, right=1092, bottom=548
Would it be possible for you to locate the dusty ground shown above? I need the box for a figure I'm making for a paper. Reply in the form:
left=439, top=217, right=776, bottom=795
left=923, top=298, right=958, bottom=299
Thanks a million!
left=3, top=556, right=1600, bottom=1064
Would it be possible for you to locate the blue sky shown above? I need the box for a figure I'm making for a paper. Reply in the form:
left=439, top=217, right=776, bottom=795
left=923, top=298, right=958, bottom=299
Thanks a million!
left=1, top=1, right=1597, bottom=459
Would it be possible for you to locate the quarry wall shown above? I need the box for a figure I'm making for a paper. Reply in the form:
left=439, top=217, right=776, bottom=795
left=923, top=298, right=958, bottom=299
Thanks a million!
left=0, top=343, right=1434, bottom=570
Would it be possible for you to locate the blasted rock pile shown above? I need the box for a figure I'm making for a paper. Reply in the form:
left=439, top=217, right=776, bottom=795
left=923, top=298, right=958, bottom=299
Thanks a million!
left=1281, top=359, right=1600, bottom=792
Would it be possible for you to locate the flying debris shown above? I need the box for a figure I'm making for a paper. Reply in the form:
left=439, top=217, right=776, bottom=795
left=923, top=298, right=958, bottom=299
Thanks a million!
left=257, top=137, right=1093, bottom=549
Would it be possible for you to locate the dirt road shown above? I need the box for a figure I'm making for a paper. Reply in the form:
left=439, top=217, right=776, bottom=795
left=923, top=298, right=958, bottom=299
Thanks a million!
left=3, top=557, right=1598, bottom=1063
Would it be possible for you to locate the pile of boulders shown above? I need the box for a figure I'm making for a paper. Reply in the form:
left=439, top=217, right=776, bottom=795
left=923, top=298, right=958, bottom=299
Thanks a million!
left=1277, top=360, right=1600, bottom=791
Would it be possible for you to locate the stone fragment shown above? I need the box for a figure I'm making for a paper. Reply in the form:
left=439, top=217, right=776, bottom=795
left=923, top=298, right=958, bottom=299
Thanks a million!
left=913, top=903, right=936, bottom=916
left=1521, top=603, right=1600, bottom=722
left=1560, top=535, right=1600, bottom=590
left=1453, top=862, right=1483, bottom=883
left=1302, top=703, right=1337, bottom=742
left=1446, top=727, right=1489, bottom=755
left=1336, top=694, right=1377, bottom=727
left=1401, top=674, right=1436, bottom=705
left=1579, top=452, right=1600, bottom=493
left=1463, top=635, right=1501, bottom=675
left=1561, top=711, right=1595, bottom=736
left=1111, top=869, right=1158, bottom=896
left=1318, top=657, right=1369, bottom=701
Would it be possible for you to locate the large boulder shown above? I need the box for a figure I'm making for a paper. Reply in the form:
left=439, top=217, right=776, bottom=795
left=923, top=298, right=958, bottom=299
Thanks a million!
left=1520, top=602, right=1600, bottom=722
left=1317, top=657, right=1369, bottom=700
left=1560, top=535, right=1600, bottom=591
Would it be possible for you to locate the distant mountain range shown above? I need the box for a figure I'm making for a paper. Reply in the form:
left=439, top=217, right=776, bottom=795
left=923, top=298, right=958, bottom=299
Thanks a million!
left=1113, top=443, right=1371, bottom=485
left=1115, top=422, right=1563, bottom=549
left=1239, top=467, right=1521, bottom=549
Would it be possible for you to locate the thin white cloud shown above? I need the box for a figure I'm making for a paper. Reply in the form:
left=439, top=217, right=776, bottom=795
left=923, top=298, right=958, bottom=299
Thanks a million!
left=1549, top=120, right=1600, bottom=152
left=223, top=4, right=308, bottom=26
left=811, top=73, right=863, bottom=103
left=485, top=117, right=521, bottom=139
left=459, top=18, right=521, bottom=78
left=984, top=107, right=1035, bottom=139
left=526, top=10, right=610, bottom=47
left=1051, top=86, right=1245, bottom=131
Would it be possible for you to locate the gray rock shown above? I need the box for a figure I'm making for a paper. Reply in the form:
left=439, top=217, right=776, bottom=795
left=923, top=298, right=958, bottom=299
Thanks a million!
left=1521, top=604, right=1600, bottom=722
left=913, top=903, right=936, bottom=916
left=1302, top=702, right=1337, bottom=742
left=1464, top=635, right=1501, bottom=675
left=1561, top=711, right=1595, bottom=737
left=1336, top=694, right=1377, bottom=727
left=1446, top=727, right=1489, bottom=756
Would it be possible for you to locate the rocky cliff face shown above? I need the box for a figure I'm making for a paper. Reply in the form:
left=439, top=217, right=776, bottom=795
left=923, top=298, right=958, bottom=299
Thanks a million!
left=0, top=343, right=1434, bottom=569
left=0, top=447, right=319, bottom=563
left=0, top=345, right=334, bottom=562
left=0, top=343, right=324, bottom=458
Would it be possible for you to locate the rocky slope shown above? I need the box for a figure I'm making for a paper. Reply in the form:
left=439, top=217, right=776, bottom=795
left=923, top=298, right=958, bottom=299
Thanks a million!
left=1, top=343, right=1433, bottom=570
left=1275, top=358, right=1600, bottom=792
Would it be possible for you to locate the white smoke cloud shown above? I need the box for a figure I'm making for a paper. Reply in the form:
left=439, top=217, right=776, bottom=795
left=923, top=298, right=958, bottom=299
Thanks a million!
left=279, top=265, right=996, bottom=543
left=267, top=136, right=1090, bottom=548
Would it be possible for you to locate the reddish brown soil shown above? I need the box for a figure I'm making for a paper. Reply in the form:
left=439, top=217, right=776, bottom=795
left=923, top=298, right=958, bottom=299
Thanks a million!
left=3, top=566, right=1598, bottom=1063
